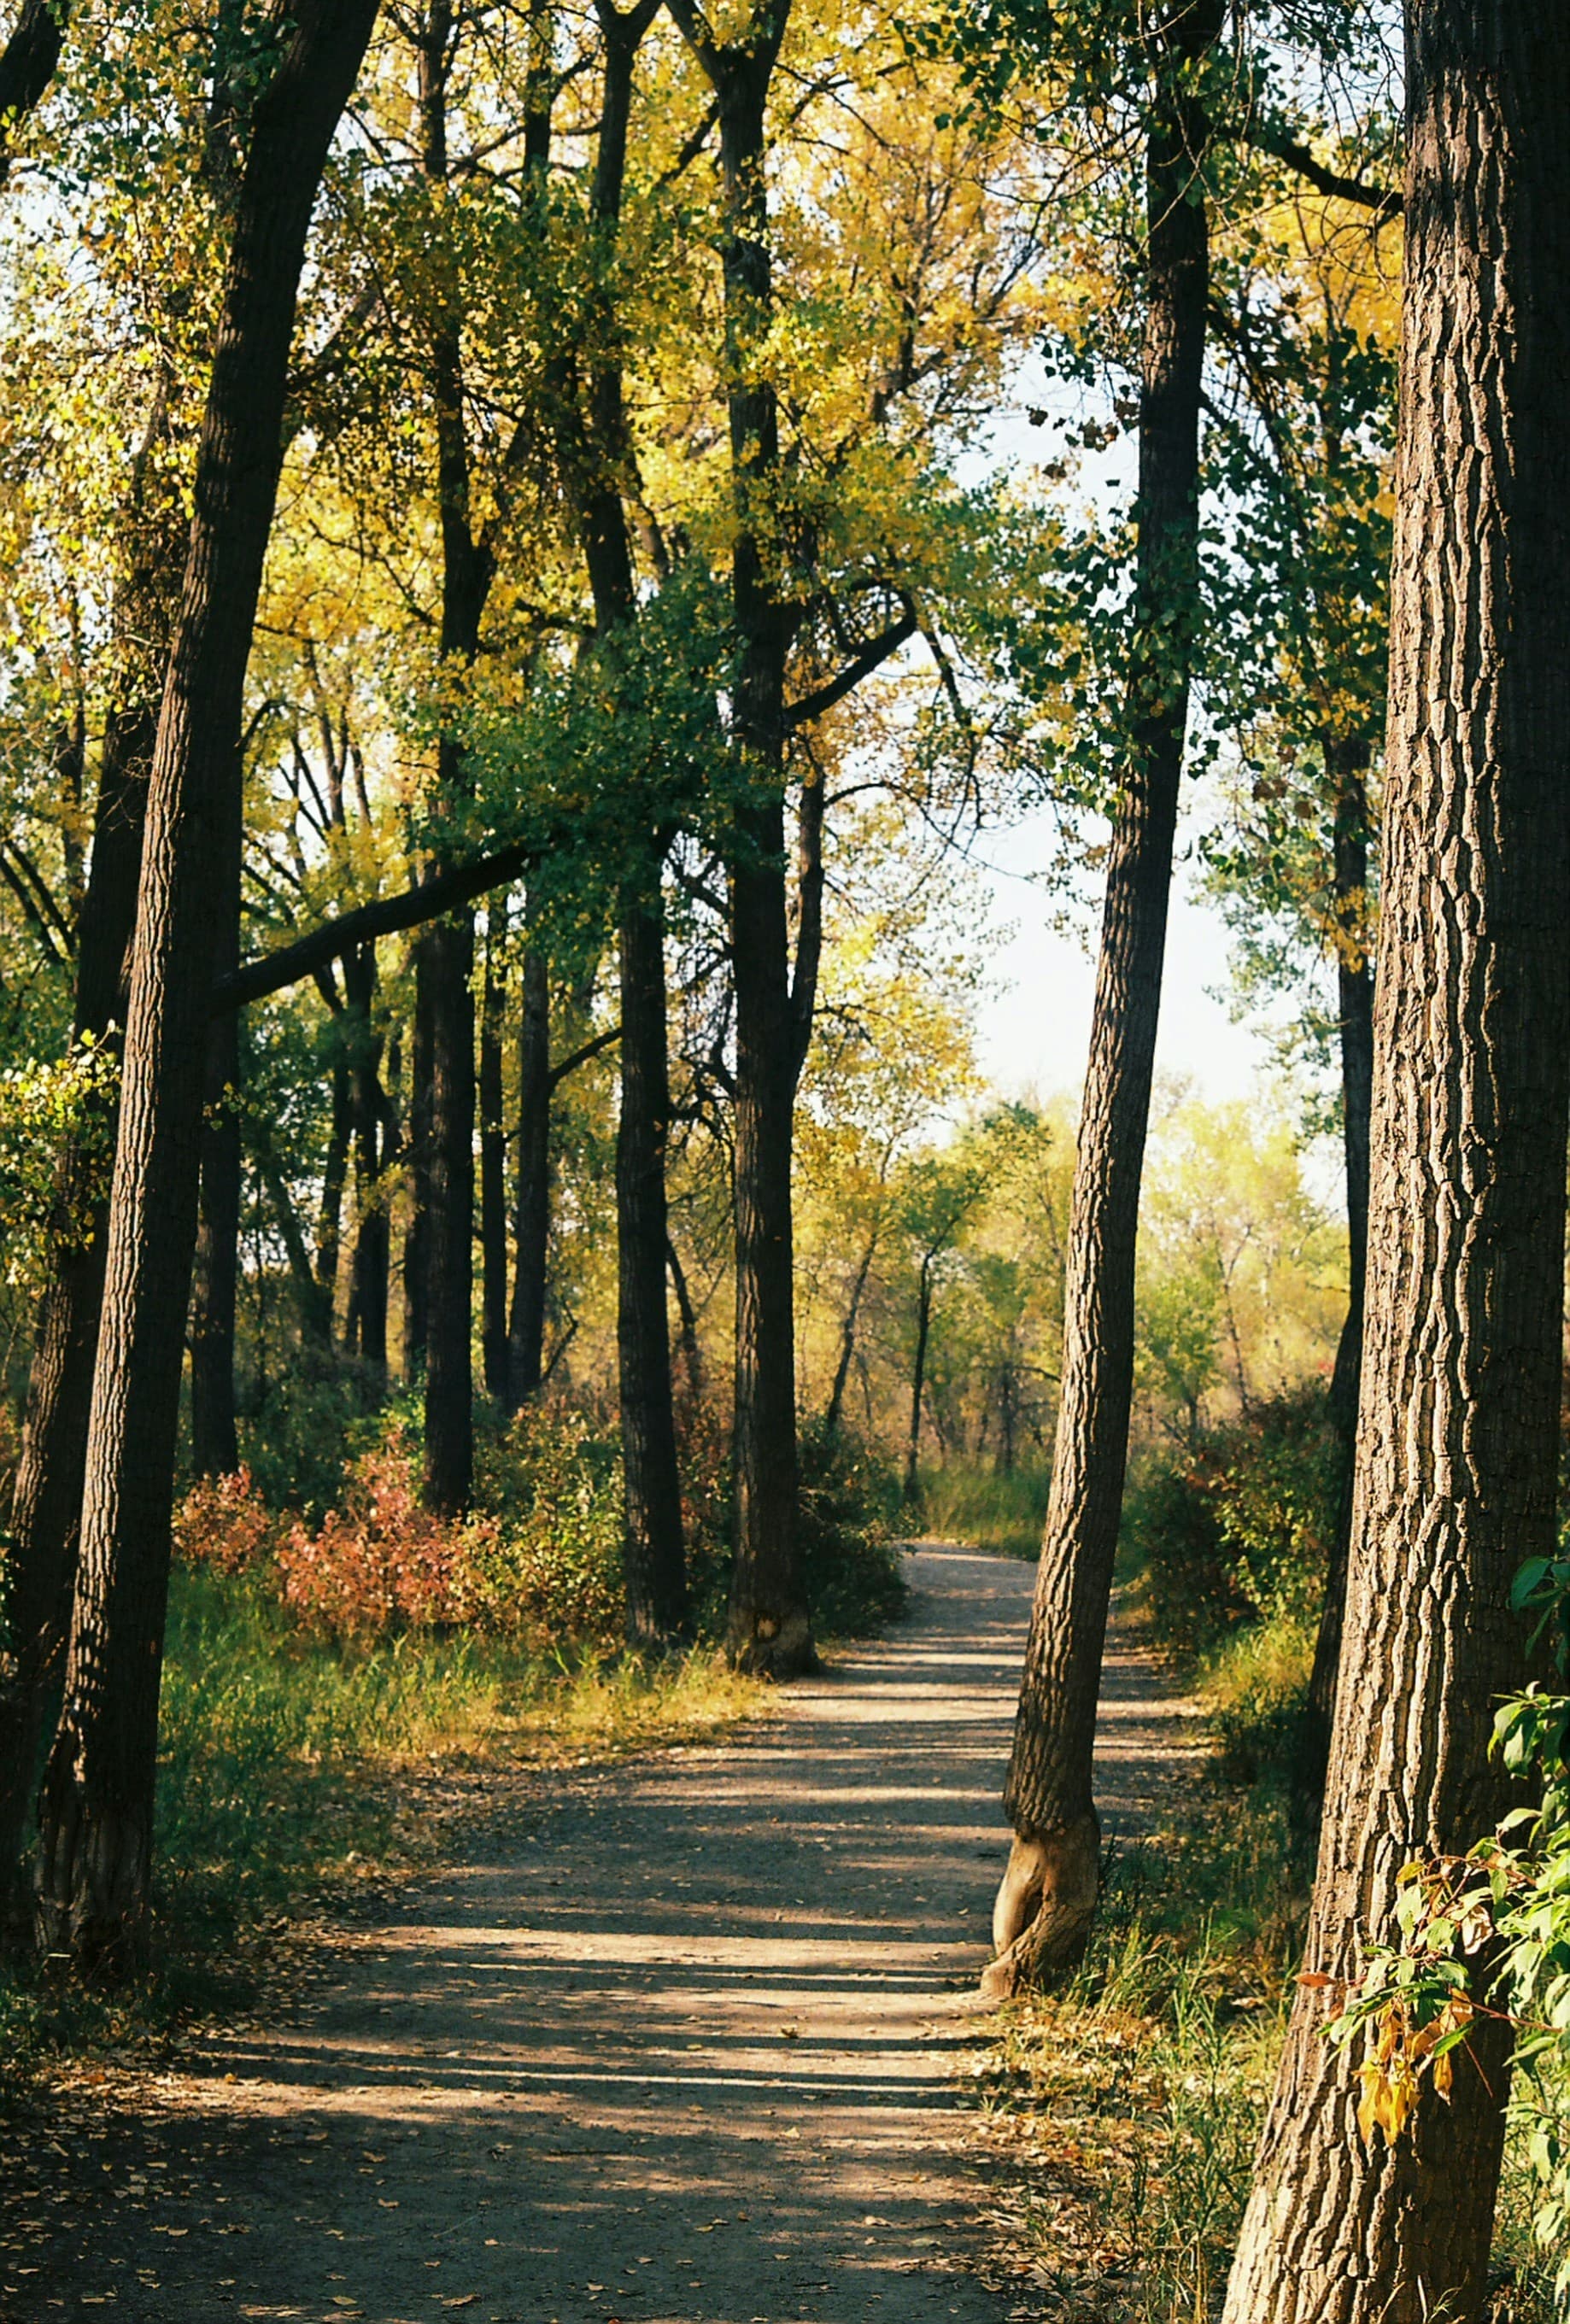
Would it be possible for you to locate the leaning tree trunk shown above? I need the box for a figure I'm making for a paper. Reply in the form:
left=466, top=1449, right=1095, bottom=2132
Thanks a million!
left=1299, top=735, right=1374, bottom=1813
left=1221, top=10, right=1570, bottom=2317
left=0, top=709, right=155, bottom=1926
left=987, top=6, right=1216, bottom=1995
left=0, top=402, right=185, bottom=1926
left=33, top=0, right=383, bottom=1976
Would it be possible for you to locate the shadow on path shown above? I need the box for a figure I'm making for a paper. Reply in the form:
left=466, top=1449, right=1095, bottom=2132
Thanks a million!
left=5, top=1548, right=1205, bottom=2324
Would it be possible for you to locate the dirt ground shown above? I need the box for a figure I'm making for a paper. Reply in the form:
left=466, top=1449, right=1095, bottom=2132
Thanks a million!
left=3, top=1546, right=1206, bottom=2324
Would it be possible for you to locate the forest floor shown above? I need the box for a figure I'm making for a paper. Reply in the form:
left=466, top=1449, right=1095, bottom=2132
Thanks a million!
left=2, top=1546, right=1208, bottom=2324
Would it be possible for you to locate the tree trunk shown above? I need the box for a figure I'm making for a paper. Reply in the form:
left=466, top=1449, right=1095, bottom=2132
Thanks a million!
left=343, top=943, right=391, bottom=1374
left=1301, top=736, right=1374, bottom=1813
left=1222, top=11, right=1570, bottom=2315
left=189, top=1010, right=241, bottom=1478
left=825, top=1217, right=879, bottom=1440
left=421, top=901, right=474, bottom=1513
left=33, top=0, right=382, bottom=1976
left=315, top=1038, right=350, bottom=1324
left=415, top=8, right=493, bottom=1515
left=506, top=939, right=551, bottom=1408
left=987, top=8, right=1216, bottom=1995
left=666, top=1234, right=703, bottom=1408
left=904, top=1256, right=932, bottom=1505
left=478, top=934, right=508, bottom=1400
left=0, top=362, right=187, bottom=1926
left=402, top=945, right=434, bottom=1376
left=617, top=890, right=688, bottom=1643
left=667, top=0, right=810, bottom=1677
left=0, top=705, right=155, bottom=1928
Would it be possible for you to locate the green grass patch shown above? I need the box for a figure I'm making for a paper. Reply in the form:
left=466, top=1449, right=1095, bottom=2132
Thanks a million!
left=0, top=1564, right=763, bottom=2082
left=916, top=1463, right=1049, bottom=1560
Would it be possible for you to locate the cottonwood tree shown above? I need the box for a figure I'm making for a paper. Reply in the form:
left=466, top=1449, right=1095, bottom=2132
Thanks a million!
left=35, top=0, right=383, bottom=1973
left=1221, top=6, right=1570, bottom=2315
left=988, top=0, right=1223, bottom=1993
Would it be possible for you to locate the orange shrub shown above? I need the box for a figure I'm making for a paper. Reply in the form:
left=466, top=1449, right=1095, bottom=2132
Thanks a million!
left=275, top=1429, right=489, bottom=1644
left=172, top=1465, right=278, bottom=1576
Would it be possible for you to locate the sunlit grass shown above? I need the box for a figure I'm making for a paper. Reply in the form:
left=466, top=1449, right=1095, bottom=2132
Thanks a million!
left=0, top=1566, right=764, bottom=2077
left=915, top=1462, right=1049, bottom=1560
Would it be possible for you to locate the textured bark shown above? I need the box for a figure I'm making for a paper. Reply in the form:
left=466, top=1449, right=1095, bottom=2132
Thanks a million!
left=1301, top=738, right=1374, bottom=1810
left=478, top=940, right=508, bottom=1401
left=506, top=940, right=551, bottom=1407
left=315, top=1039, right=351, bottom=1319
left=0, top=407, right=185, bottom=1924
left=33, top=0, right=382, bottom=1976
left=1222, top=10, right=1570, bottom=2316
left=988, top=7, right=1216, bottom=1995
left=667, top=0, right=811, bottom=1677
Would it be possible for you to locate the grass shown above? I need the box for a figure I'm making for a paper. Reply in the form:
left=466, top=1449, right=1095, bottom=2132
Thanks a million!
left=0, top=1565, right=764, bottom=2081
left=971, top=1613, right=1561, bottom=2321
left=915, top=1462, right=1050, bottom=1560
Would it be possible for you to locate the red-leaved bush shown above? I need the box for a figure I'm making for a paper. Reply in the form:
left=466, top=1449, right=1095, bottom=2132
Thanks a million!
left=173, top=1464, right=278, bottom=1576
left=275, top=1428, right=492, bottom=1644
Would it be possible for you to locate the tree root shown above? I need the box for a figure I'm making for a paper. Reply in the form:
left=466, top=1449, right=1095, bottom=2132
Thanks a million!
left=981, top=1818, right=1100, bottom=1999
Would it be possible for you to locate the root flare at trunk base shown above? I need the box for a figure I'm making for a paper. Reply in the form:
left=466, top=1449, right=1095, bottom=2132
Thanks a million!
left=981, top=1819, right=1100, bottom=1999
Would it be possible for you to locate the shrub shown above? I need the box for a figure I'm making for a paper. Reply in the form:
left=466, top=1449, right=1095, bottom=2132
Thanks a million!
left=172, top=1464, right=280, bottom=1577
left=466, top=1401, right=624, bottom=1650
left=1128, top=1388, right=1340, bottom=1654
left=796, top=1419, right=906, bottom=1635
left=276, top=1427, right=477, bottom=1643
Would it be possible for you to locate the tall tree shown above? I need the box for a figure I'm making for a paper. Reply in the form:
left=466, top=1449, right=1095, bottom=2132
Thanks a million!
left=33, top=0, right=383, bottom=1974
left=1221, top=6, right=1570, bottom=2315
left=988, top=0, right=1221, bottom=1993
left=0, top=431, right=184, bottom=1923
left=665, top=0, right=812, bottom=1677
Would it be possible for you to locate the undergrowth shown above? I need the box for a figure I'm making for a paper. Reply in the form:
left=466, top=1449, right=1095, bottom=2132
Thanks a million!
left=0, top=1562, right=762, bottom=2081
left=916, top=1462, right=1050, bottom=1560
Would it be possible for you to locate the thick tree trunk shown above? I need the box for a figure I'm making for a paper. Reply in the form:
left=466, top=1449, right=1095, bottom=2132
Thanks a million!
left=1301, top=737, right=1374, bottom=1812
left=987, top=9, right=1216, bottom=1995
left=478, top=939, right=508, bottom=1400
left=1222, top=12, right=1570, bottom=2316
left=0, top=708, right=155, bottom=1926
left=506, top=940, right=551, bottom=1407
left=32, top=0, right=382, bottom=1976
left=617, top=892, right=688, bottom=1642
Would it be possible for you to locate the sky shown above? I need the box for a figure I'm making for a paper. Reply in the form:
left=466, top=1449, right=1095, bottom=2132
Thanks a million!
left=965, top=805, right=1269, bottom=1109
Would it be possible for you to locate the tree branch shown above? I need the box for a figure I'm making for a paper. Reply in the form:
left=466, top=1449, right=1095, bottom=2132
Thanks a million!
left=785, top=611, right=918, bottom=729
left=215, top=838, right=534, bottom=1013
left=548, top=1022, right=622, bottom=1091
left=1247, top=127, right=1401, bottom=221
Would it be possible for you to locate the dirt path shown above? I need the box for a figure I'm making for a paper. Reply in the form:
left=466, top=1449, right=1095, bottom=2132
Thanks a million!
left=7, top=1547, right=1205, bottom=2324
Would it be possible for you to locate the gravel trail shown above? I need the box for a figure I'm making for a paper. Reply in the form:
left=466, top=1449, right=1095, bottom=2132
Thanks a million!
left=7, top=1546, right=1205, bottom=2324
